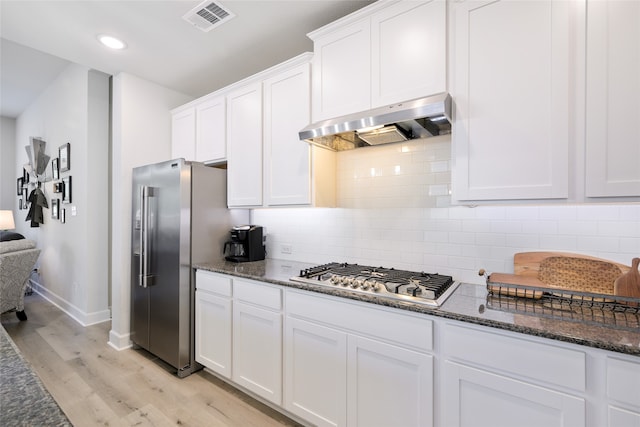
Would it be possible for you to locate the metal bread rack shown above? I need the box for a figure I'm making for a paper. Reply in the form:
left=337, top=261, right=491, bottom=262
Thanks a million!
left=486, top=282, right=640, bottom=330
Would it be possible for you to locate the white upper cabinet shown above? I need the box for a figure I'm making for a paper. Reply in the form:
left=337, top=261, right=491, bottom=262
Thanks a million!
left=371, top=0, right=446, bottom=107
left=226, top=53, right=334, bottom=208
left=171, top=107, right=196, bottom=161
left=263, top=62, right=336, bottom=207
left=226, top=81, right=263, bottom=207
left=195, top=96, right=226, bottom=163
left=311, top=18, right=371, bottom=121
left=171, top=95, right=226, bottom=164
left=585, top=0, right=640, bottom=198
left=451, top=0, right=571, bottom=201
left=310, top=0, right=446, bottom=122
left=263, top=63, right=313, bottom=206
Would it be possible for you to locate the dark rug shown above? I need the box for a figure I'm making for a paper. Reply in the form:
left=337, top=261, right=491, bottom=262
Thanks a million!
left=0, top=324, right=71, bottom=426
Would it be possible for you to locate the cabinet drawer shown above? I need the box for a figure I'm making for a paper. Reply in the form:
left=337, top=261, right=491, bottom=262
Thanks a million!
left=286, top=290, right=432, bottom=352
left=443, top=322, right=586, bottom=392
left=234, top=279, right=282, bottom=310
left=607, top=357, right=640, bottom=408
left=196, top=270, right=232, bottom=297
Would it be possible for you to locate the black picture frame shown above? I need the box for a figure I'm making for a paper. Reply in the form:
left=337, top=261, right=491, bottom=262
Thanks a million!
left=52, top=199, right=59, bottom=220
left=22, top=188, right=28, bottom=209
left=23, top=166, right=29, bottom=183
left=17, top=177, right=23, bottom=195
left=52, top=158, right=59, bottom=180
left=59, top=143, right=70, bottom=172
left=19, top=199, right=23, bottom=210
left=62, top=176, right=72, bottom=204
left=61, top=208, right=66, bottom=224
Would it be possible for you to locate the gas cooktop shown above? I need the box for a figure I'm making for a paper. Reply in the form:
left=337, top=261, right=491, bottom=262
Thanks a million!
left=290, top=262, right=459, bottom=307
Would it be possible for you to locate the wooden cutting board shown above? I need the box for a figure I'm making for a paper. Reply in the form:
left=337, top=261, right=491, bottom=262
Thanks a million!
left=487, top=252, right=631, bottom=298
left=514, top=252, right=630, bottom=278
left=614, top=258, right=640, bottom=299
left=538, top=256, right=623, bottom=294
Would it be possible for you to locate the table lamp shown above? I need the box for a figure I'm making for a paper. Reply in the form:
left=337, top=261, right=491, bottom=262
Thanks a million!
left=0, top=210, right=16, bottom=231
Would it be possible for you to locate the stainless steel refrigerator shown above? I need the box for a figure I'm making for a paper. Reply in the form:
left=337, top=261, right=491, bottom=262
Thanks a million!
left=130, top=159, right=247, bottom=377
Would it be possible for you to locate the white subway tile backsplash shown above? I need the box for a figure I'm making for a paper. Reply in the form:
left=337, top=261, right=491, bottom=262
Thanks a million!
left=576, top=205, right=620, bottom=221
left=521, top=220, right=558, bottom=234
left=490, top=221, right=522, bottom=234
left=430, top=160, right=450, bottom=173
left=505, top=206, right=540, bottom=220
left=557, top=220, right=593, bottom=235
left=461, top=220, right=493, bottom=233
left=505, top=233, right=540, bottom=248
left=579, top=236, right=622, bottom=253
left=428, top=184, right=449, bottom=196
left=538, top=235, right=578, bottom=251
left=620, top=237, right=640, bottom=254
left=251, top=137, right=640, bottom=286
left=620, top=205, right=640, bottom=221
left=538, top=205, right=578, bottom=220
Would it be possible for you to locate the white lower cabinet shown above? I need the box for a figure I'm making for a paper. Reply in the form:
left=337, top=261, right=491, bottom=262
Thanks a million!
left=347, top=335, right=433, bottom=427
left=441, top=321, right=586, bottom=427
left=284, top=317, right=348, bottom=427
left=606, top=357, right=640, bottom=426
left=196, top=271, right=638, bottom=427
left=195, top=271, right=232, bottom=378
left=232, top=300, right=282, bottom=404
left=284, top=289, right=434, bottom=427
left=195, top=272, right=283, bottom=406
left=231, top=279, right=283, bottom=405
left=443, top=361, right=585, bottom=427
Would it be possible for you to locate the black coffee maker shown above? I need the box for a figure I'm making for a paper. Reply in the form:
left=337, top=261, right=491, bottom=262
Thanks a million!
left=223, top=225, right=265, bottom=263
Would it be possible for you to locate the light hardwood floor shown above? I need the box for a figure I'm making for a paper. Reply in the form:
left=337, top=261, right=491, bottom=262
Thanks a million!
left=1, top=293, right=302, bottom=427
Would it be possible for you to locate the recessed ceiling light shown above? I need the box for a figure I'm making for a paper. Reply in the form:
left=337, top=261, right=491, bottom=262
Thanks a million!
left=98, top=34, right=127, bottom=50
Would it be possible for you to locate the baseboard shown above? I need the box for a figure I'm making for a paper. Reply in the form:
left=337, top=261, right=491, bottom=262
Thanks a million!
left=108, top=329, right=132, bottom=351
left=30, top=281, right=111, bottom=327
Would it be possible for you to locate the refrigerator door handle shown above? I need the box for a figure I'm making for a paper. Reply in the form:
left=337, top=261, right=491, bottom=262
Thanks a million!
left=139, top=185, right=155, bottom=288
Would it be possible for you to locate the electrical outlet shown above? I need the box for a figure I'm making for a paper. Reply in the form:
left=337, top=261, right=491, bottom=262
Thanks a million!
left=281, top=244, right=293, bottom=255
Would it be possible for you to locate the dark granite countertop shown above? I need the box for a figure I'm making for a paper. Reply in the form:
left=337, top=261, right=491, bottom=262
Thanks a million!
left=194, top=259, right=640, bottom=357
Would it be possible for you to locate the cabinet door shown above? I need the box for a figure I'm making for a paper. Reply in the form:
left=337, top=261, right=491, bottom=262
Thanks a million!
left=227, top=82, right=263, bottom=207
left=443, top=361, right=585, bottom=427
left=312, top=19, right=371, bottom=121
left=196, top=96, right=226, bottom=162
left=608, top=407, right=640, bottom=427
left=263, top=63, right=312, bottom=206
left=585, top=0, right=640, bottom=197
left=607, top=356, right=640, bottom=426
left=171, top=107, right=196, bottom=161
left=371, top=0, right=446, bottom=107
left=347, top=335, right=433, bottom=427
left=284, top=317, right=347, bottom=427
left=451, top=0, right=570, bottom=201
left=195, top=290, right=231, bottom=378
left=232, top=301, right=282, bottom=405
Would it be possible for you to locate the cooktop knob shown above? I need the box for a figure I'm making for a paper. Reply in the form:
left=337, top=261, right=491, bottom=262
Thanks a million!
left=369, top=281, right=380, bottom=291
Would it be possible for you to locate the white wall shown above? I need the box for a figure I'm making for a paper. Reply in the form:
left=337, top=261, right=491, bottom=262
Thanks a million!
left=13, top=63, right=111, bottom=324
left=109, top=72, right=192, bottom=350
left=0, top=116, right=17, bottom=210
left=253, top=137, right=640, bottom=285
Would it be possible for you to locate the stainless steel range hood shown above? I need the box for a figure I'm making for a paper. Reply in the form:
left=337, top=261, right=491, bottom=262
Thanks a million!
left=299, top=93, right=452, bottom=151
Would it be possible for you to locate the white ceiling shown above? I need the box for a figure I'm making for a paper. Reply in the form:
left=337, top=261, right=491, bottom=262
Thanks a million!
left=0, top=0, right=374, bottom=118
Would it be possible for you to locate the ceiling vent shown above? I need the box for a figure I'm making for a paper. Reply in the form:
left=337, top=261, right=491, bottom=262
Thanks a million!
left=183, top=1, right=235, bottom=32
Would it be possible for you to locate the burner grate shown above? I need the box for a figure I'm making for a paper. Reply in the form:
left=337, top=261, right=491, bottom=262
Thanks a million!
left=298, top=262, right=454, bottom=300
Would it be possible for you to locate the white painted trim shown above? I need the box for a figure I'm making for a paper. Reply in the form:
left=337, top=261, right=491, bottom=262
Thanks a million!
left=30, top=281, right=111, bottom=327
left=108, top=329, right=132, bottom=351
